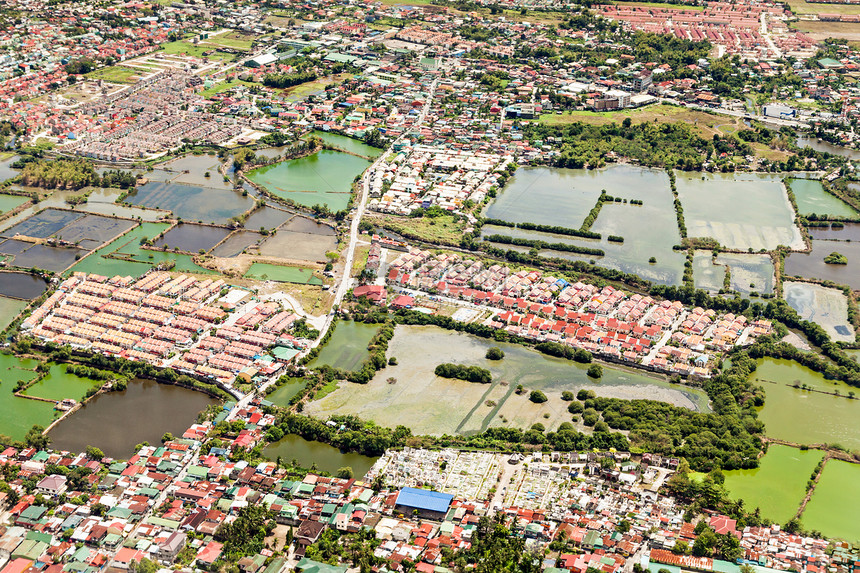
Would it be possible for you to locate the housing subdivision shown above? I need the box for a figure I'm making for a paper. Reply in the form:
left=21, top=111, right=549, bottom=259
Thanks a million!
left=22, top=271, right=311, bottom=391
left=380, top=250, right=774, bottom=378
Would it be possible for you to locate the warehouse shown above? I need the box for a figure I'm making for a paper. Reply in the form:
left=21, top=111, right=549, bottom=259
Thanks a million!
left=394, top=487, right=453, bottom=521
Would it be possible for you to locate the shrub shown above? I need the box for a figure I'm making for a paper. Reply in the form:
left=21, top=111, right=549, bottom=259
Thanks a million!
left=561, top=390, right=574, bottom=401
left=567, top=401, right=584, bottom=414
left=485, top=346, right=505, bottom=360
left=529, top=390, right=548, bottom=403
left=587, top=364, right=603, bottom=379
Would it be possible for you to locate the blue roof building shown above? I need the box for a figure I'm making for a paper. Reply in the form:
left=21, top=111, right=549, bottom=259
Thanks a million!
left=394, top=487, right=453, bottom=520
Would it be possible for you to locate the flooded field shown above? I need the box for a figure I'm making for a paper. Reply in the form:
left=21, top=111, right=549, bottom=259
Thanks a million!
left=126, top=181, right=254, bottom=224
left=244, top=206, right=295, bottom=231
left=752, top=358, right=860, bottom=450
left=247, top=150, right=370, bottom=211
left=210, top=231, right=264, bottom=257
left=160, top=154, right=227, bottom=188
left=723, top=444, right=823, bottom=524
left=263, top=434, right=377, bottom=477
left=0, top=272, right=47, bottom=299
left=75, top=188, right=165, bottom=221
left=784, top=240, right=860, bottom=289
left=307, top=325, right=710, bottom=436
left=66, top=222, right=170, bottom=277
left=802, top=460, right=860, bottom=542
left=0, top=354, right=57, bottom=440
left=692, top=253, right=775, bottom=296
left=154, top=224, right=233, bottom=253
left=0, top=194, right=28, bottom=213
left=308, top=321, right=380, bottom=372
left=49, top=378, right=218, bottom=459
left=808, top=222, right=860, bottom=241
left=482, top=166, right=685, bottom=285
left=783, top=281, right=855, bottom=342
left=312, top=131, right=383, bottom=159
left=788, top=179, right=857, bottom=218
left=244, top=263, right=322, bottom=285
left=675, top=172, right=803, bottom=251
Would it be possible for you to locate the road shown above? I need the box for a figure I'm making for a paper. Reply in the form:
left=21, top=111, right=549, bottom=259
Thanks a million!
left=315, top=77, right=440, bottom=346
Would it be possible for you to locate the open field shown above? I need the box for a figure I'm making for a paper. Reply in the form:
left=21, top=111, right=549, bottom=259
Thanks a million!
left=376, top=213, right=468, bottom=246
left=157, top=40, right=236, bottom=61
left=790, top=20, right=860, bottom=41
left=785, top=0, right=860, bottom=15
left=85, top=66, right=141, bottom=84
left=198, top=80, right=257, bottom=98
left=282, top=74, right=353, bottom=102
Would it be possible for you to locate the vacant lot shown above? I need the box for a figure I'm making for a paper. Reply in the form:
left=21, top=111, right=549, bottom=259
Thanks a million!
left=791, top=20, right=860, bottom=41
left=786, top=0, right=860, bottom=15
left=86, top=66, right=141, bottom=84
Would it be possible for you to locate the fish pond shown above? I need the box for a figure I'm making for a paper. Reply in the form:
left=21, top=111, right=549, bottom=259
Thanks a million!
left=21, top=364, right=99, bottom=402
left=263, top=434, right=377, bottom=477
left=126, top=181, right=254, bottom=224
left=801, top=460, right=860, bottom=542
left=784, top=240, right=860, bottom=289
left=0, top=272, right=47, bottom=299
left=0, top=354, right=58, bottom=440
left=723, top=444, right=823, bottom=524
left=807, top=222, right=860, bottom=242
left=0, top=194, right=28, bottom=213
left=308, top=321, right=381, bottom=372
left=796, top=137, right=860, bottom=161
left=244, top=263, right=322, bottom=285
left=307, top=325, right=710, bottom=436
left=752, top=358, right=860, bottom=451
left=692, top=252, right=775, bottom=296
left=482, top=165, right=686, bottom=285
left=243, top=206, right=295, bottom=231
left=787, top=179, right=857, bottom=218
left=675, top=172, right=803, bottom=251
left=49, top=378, right=218, bottom=459
left=311, top=131, right=383, bottom=159
left=266, top=377, right=307, bottom=407
left=247, top=150, right=370, bottom=211
left=0, top=296, right=28, bottom=332
left=153, top=224, right=233, bottom=254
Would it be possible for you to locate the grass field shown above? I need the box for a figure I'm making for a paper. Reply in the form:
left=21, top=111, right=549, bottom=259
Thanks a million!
left=203, top=33, right=255, bottom=51
left=786, top=0, right=860, bottom=15
left=790, top=20, right=860, bottom=41
left=158, top=40, right=236, bottom=61
left=85, top=66, right=141, bottom=84
left=376, top=213, right=469, bottom=246
left=282, top=74, right=353, bottom=102
left=199, top=79, right=257, bottom=98
left=538, top=103, right=745, bottom=139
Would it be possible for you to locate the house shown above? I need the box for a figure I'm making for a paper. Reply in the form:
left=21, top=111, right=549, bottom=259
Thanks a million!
left=36, top=475, right=67, bottom=497
left=295, top=558, right=348, bottom=573
left=295, top=520, right=327, bottom=554
left=352, top=285, right=386, bottom=304
left=157, top=531, right=187, bottom=564
left=196, top=541, right=223, bottom=567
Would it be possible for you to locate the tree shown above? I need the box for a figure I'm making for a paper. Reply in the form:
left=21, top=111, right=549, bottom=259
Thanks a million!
left=24, top=425, right=50, bottom=450
left=161, top=432, right=174, bottom=444
left=587, top=364, right=603, bottom=379
left=336, top=467, right=354, bottom=479
left=129, top=558, right=158, bottom=573
left=85, top=446, right=104, bottom=460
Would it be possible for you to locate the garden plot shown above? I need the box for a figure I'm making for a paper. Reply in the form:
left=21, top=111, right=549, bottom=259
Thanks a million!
left=675, top=173, right=804, bottom=251
left=783, top=281, right=855, bottom=342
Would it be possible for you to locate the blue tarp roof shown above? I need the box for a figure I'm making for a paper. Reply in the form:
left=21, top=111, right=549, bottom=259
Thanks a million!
left=395, top=487, right=453, bottom=513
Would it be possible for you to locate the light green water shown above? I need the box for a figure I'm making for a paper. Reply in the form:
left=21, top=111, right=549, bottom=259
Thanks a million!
left=308, top=321, right=380, bottom=372
left=752, top=358, right=860, bottom=450
left=263, top=434, right=377, bottom=477
left=68, top=222, right=170, bottom=277
left=247, top=150, right=370, bottom=211
left=802, top=460, right=860, bottom=542
left=312, top=131, right=383, bottom=159
left=788, top=179, right=857, bottom=218
left=723, top=444, right=822, bottom=523
left=22, top=364, right=99, bottom=402
left=266, top=378, right=307, bottom=407
left=0, top=296, right=27, bottom=332
left=0, top=194, right=28, bottom=213
left=244, top=263, right=322, bottom=285
left=0, top=354, right=58, bottom=440
left=693, top=252, right=775, bottom=296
